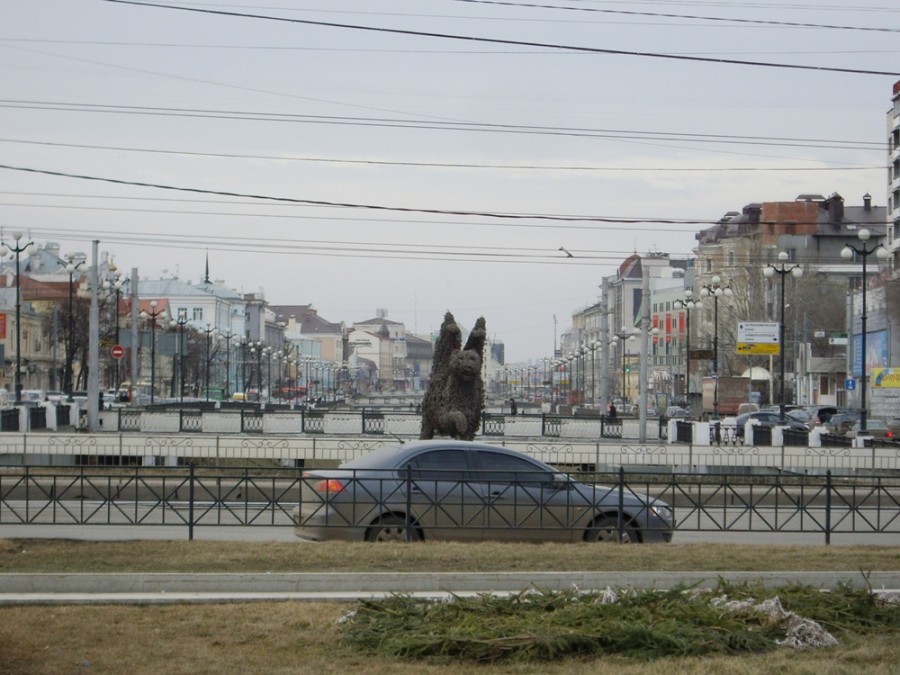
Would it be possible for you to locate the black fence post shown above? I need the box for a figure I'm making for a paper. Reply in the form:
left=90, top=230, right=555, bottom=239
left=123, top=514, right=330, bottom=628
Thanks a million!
left=825, top=470, right=832, bottom=546
left=617, top=466, right=625, bottom=544
left=405, top=464, right=412, bottom=543
left=188, top=461, right=195, bottom=541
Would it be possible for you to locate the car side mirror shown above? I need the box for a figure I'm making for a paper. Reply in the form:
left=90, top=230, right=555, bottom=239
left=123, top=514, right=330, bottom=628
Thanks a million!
left=550, top=473, right=571, bottom=490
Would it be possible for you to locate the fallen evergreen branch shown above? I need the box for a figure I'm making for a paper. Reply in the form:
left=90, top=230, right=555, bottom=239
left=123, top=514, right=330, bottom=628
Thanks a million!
left=339, top=580, right=900, bottom=663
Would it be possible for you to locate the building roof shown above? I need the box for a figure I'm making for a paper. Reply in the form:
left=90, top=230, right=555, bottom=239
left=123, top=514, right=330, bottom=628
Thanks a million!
left=138, top=278, right=242, bottom=301
left=355, top=317, right=405, bottom=327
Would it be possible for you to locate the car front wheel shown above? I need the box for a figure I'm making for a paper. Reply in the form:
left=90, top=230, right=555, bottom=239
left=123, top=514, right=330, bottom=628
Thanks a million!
left=365, top=515, right=421, bottom=542
left=585, top=515, right=638, bottom=543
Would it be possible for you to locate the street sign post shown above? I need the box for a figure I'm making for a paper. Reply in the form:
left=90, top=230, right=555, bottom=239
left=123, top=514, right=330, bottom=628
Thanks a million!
left=736, top=322, right=780, bottom=355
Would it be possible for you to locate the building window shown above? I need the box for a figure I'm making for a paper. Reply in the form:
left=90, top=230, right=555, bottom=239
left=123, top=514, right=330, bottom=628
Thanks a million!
left=727, top=251, right=735, bottom=268
left=192, top=308, right=203, bottom=321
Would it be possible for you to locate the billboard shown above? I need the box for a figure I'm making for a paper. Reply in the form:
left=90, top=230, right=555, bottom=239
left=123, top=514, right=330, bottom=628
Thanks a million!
left=851, top=330, right=888, bottom=377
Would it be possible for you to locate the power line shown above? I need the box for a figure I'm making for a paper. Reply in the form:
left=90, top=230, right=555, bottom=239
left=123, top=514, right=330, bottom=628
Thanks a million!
left=0, top=137, right=882, bottom=170
left=449, top=0, right=900, bottom=33
left=99, top=0, right=900, bottom=76
left=0, top=162, right=778, bottom=224
left=1, top=164, right=890, bottom=229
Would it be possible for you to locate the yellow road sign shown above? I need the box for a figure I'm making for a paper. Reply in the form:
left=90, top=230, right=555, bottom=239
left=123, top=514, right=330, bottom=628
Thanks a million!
left=736, top=342, right=780, bottom=355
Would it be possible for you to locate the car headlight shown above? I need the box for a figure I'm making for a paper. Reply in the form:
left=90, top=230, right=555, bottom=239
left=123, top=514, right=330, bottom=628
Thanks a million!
left=650, top=504, right=674, bottom=524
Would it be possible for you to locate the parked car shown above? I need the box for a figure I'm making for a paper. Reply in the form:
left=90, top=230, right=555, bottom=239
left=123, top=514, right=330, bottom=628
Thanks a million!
left=824, top=412, right=860, bottom=436
left=629, top=403, right=658, bottom=417
left=847, top=420, right=895, bottom=440
left=663, top=406, right=691, bottom=419
left=735, top=411, right=809, bottom=439
left=293, top=440, right=674, bottom=544
left=785, top=408, right=814, bottom=429
left=802, top=406, right=839, bottom=426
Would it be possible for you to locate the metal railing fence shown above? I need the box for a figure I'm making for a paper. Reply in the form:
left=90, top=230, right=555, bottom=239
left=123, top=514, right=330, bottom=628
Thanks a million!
left=2, top=465, right=898, bottom=544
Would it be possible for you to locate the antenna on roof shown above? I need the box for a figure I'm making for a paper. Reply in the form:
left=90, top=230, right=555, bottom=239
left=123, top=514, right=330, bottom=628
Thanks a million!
left=204, top=250, right=210, bottom=284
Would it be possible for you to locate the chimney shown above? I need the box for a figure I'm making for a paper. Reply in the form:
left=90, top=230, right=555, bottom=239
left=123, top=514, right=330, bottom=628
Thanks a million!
left=825, top=193, right=844, bottom=223
left=863, top=193, right=872, bottom=211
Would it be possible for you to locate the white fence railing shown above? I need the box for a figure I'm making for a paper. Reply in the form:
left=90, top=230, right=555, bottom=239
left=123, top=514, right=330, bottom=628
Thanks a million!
left=1, top=433, right=899, bottom=473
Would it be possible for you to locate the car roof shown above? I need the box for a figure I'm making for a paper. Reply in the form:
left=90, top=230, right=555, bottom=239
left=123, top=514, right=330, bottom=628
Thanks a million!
left=340, top=440, right=549, bottom=470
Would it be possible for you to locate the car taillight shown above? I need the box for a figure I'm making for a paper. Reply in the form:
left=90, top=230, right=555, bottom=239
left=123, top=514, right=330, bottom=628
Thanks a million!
left=888, top=431, right=894, bottom=439
left=312, top=479, right=346, bottom=494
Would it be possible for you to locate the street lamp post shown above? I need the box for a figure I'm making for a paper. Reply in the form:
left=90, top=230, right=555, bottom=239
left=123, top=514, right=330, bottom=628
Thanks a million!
left=699, top=275, right=733, bottom=420
left=170, top=311, right=188, bottom=404
left=0, top=233, right=37, bottom=404
left=673, top=290, right=696, bottom=408
left=60, top=257, right=85, bottom=400
left=585, top=340, right=599, bottom=407
left=254, top=341, right=263, bottom=403
left=103, top=272, right=127, bottom=390
left=610, top=326, right=637, bottom=403
left=220, top=331, right=233, bottom=400
left=841, top=229, right=889, bottom=433
left=265, top=347, right=273, bottom=404
left=202, top=323, right=216, bottom=401
left=239, top=337, right=248, bottom=395
left=139, top=300, right=166, bottom=404
left=764, top=252, right=803, bottom=422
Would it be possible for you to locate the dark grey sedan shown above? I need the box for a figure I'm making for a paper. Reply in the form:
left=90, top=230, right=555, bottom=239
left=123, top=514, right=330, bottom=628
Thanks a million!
left=292, top=440, right=673, bottom=544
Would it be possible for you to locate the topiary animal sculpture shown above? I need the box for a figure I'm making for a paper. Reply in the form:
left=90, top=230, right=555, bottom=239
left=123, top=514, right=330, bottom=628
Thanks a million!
left=420, top=313, right=486, bottom=441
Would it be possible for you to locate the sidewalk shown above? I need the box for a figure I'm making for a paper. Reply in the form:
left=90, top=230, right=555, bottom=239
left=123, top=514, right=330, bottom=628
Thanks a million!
left=4, top=570, right=899, bottom=605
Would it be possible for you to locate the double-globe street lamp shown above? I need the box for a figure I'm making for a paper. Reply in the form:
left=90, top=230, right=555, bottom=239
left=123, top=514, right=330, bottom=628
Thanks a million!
left=610, top=326, right=637, bottom=403
left=699, top=276, right=733, bottom=421
left=673, top=290, right=697, bottom=408
left=841, top=229, right=889, bottom=433
left=202, top=323, right=216, bottom=401
left=763, top=253, right=803, bottom=422
left=102, top=269, right=128, bottom=390
left=219, top=330, right=233, bottom=400
left=170, top=310, right=188, bottom=404
left=60, top=256, right=85, bottom=400
left=583, top=340, right=600, bottom=408
left=0, top=232, right=37, bottom=404
left=139, top=300, right=167, bottom=404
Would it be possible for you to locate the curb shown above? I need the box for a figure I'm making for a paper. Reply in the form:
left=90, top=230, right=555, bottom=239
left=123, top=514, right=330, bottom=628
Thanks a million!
left=2, top=570, right=898, bottom=605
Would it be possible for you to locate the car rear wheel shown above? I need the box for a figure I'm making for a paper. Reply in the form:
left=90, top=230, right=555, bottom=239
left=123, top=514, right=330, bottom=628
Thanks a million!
left=585, top=515, right=638, bottom=543
left=365, top=515, right=421, bottom=542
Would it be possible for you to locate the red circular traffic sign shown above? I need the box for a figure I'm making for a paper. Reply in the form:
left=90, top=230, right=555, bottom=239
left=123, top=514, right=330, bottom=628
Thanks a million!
left=111, top=345, right=125, bottom=359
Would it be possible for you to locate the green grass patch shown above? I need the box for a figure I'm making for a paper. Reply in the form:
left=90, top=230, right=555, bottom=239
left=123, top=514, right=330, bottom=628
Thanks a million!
left=340, top=582, right=900, bottom=664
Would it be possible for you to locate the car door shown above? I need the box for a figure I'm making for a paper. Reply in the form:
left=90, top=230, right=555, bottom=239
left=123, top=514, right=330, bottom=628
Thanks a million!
left=401, top=448, right=484, bottom=541
left=471, top=450, right=575, bottom=542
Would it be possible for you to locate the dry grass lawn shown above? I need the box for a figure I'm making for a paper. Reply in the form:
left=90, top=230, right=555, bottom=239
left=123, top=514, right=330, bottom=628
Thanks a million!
left=2, top=539, right=900, bottom=673
left=1, top=538, right=899, bottom=573
left=3, top=603, right=900, bottom=675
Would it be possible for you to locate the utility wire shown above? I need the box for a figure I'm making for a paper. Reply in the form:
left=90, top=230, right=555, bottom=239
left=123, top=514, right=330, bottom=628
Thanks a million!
left=100, top=0, right=900, bottom=76
left=0, top=137, right=882, bottom=170
left=449, top=0, right=900, bottom=33
left=0, top=162, right=774, bottom=224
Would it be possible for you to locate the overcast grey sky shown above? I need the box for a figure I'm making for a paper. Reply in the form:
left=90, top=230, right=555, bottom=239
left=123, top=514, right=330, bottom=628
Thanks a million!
left=2, top=1, right=898, bottom=361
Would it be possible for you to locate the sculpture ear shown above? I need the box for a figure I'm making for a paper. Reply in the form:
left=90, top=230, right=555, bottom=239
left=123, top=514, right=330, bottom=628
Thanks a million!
left=463, top=317, right=486, bottom=353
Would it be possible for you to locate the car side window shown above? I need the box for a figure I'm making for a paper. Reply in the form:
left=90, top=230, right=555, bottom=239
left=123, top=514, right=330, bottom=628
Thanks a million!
left=405, top=449, right=469, bottom=481
left=474, top=452, right=553, bottom=486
